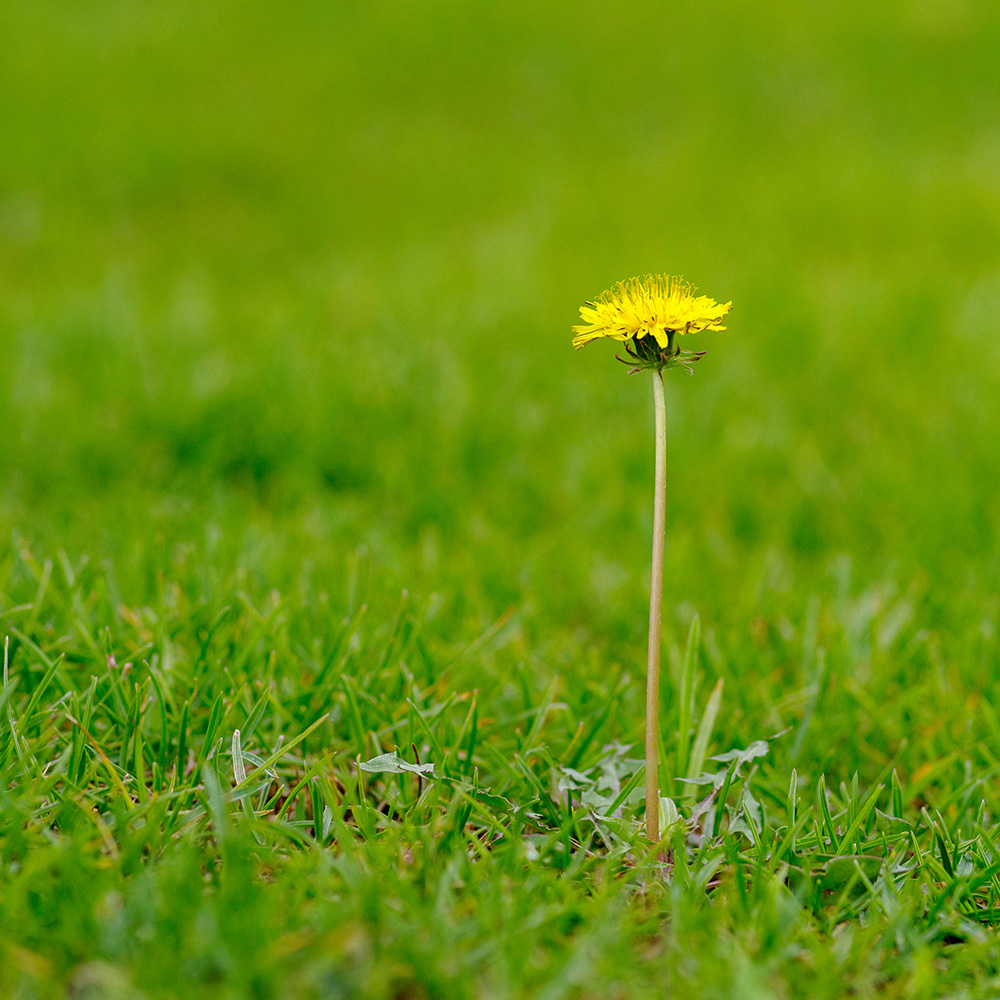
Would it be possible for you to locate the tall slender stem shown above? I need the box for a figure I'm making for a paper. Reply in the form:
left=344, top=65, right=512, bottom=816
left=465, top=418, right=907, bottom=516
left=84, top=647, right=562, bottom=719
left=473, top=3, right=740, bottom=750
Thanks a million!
left=645, top=370, right=667, bottom=842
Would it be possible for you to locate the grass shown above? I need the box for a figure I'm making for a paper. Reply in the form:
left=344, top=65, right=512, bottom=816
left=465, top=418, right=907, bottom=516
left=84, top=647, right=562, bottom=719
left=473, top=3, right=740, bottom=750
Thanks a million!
left=2, top=0, right=1000, bottom=996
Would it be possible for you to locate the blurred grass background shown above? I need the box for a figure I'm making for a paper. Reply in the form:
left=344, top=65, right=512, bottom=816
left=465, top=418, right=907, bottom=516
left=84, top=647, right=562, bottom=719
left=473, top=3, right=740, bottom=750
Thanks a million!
left=4, top=0, right=1000, bottom=762
left=3, top=0, right=1000, bottom=800
left=2, top=1, right=1000, bottom=994
left=4, top=0, right=999, bottom=583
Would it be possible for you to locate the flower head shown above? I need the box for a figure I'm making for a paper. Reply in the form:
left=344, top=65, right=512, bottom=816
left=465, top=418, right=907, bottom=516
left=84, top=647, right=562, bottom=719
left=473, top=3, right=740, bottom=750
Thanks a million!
left=572, top=274, right=732, bottom=353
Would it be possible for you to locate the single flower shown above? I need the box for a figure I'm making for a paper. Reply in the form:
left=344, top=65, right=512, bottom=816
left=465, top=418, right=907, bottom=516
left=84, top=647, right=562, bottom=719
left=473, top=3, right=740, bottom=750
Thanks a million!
left=571, top=272, right=732, bottom=845
left=572, top=274, right=732, bottom=361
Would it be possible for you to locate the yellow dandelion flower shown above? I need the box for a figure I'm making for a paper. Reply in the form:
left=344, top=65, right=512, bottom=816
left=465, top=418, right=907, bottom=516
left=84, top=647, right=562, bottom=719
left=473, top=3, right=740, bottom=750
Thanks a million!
left=572, top=274, right=732, bottom=351
left=570, top=272, right=732, bottom=842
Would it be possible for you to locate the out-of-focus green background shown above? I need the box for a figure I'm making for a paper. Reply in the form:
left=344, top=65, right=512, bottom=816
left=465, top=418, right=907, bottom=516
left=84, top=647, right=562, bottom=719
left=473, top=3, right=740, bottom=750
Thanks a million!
left=4, top=1, right=997, bottom=609
left=2, top=2, right=1000, bottom=996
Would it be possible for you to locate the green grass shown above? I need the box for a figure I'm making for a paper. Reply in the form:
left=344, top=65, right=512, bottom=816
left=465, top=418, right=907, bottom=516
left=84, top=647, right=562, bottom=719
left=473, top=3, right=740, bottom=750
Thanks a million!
left=2, top=0, right=1000, bottom=996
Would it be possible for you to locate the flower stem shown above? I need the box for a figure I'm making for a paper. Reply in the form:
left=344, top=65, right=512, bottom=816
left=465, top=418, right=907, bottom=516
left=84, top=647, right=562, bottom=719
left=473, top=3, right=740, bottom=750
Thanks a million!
left=645, top=370, right=667, bottom=843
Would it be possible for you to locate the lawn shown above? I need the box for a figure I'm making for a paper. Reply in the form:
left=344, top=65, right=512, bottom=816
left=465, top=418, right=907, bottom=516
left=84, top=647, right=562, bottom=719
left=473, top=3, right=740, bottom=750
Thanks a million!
left=2, top=1, right=1000, bottom=997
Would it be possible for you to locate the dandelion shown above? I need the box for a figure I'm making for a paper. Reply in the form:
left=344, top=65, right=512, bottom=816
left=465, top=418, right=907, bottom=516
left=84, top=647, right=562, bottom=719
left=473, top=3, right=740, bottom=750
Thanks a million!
left=573, top=274, right=732, bottom=843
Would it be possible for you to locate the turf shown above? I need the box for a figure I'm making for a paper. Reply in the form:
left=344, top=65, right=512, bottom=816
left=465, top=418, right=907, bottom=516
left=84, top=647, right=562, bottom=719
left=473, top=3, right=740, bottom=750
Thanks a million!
left=2, top=1, right=1000, bottom=997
